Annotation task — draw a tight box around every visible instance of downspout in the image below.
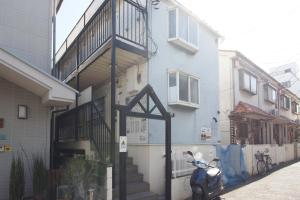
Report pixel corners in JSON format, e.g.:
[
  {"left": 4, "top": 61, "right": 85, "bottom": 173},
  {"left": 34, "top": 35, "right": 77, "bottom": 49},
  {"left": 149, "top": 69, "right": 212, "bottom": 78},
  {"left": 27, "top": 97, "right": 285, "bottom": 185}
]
[
  {"left": 231, "top": 57, "right": 236, "bottom": 110},
  {"left": 50, "top": 108, "right": 68, "bottom": 169},
  {"left": 230, "top": 57, "right": 237, "bottom": 144},
  {"left": 52, "top": 0, "right": 56, "bottom": 76}
]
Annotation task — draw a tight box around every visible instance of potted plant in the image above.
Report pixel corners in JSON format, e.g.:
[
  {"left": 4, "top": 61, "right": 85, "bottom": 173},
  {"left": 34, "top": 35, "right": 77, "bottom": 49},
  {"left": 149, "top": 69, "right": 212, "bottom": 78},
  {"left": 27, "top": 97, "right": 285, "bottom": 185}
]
[
  {"left": 32, "top": 156, "right": 48, "bottom": 200},
  {"left": 60, "top": 157, "right": 103, "bottom": 200},
  {"left": 9, "top": 156, "right": 25, "bottom": 200}
]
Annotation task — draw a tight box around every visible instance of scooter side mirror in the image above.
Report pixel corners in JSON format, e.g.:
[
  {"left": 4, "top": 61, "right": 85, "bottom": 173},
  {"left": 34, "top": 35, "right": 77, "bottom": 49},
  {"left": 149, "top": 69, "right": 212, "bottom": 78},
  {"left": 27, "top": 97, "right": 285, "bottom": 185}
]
[{"left": 186, "top": 151, "right": 194, "bottom": 157}]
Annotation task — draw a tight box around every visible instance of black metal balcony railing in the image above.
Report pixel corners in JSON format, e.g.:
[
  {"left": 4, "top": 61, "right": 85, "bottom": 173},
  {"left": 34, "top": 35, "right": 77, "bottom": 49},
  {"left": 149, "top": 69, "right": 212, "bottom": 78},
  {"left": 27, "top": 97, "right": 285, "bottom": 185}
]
[
  {"left": 54, "top": 0, "right": 147, "bottom": 81},
  {"left": 56, "top": 101, "right": 112, "bottom": 163}
]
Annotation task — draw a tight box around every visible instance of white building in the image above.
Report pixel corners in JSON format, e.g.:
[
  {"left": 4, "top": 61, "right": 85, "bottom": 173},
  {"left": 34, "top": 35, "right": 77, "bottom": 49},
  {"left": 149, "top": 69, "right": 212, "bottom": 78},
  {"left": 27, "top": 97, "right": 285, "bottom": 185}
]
[
  {"left": 0, "top": 0, "right": 76, "bottom": 199},
  {"left": 270, "top": 62, "right": 300, "bottom": 98},
  {"left": 219, "top": 50, "right": 300, "bottom": 145}
]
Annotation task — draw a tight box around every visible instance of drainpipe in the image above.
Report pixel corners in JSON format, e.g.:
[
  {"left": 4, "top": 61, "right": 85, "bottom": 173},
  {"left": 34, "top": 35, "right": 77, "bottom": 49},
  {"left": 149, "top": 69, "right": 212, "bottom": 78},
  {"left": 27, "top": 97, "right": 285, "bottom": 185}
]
[
  {"left": 50, "top": 108, "right": 68, "bottom": 169},
  {"left": 231, "top": 57, "right": 237, "bottom": 110},
  {"left": 52, "top": 0, "right": 56, "bottom": 76}
]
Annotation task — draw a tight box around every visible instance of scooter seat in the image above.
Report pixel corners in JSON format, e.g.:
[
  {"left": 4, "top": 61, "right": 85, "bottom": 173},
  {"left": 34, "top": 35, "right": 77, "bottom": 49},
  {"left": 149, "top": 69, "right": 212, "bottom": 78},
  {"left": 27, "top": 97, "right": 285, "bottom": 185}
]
[{"left": 207, "top": 168, "right": 220, "bottom": 177}]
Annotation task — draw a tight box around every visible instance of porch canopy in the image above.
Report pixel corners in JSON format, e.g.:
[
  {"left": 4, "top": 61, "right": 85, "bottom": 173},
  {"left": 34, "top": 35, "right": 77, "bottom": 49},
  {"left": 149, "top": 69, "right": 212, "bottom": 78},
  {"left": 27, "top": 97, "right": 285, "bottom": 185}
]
[
  {"left": 273, "top": 115, "right": 297, "bottom": 126},
  {"left": 0, "top": 48, "right": 77, "bottom": 106},
  {"left": 229, "top": 101, "right": 275, "bottom": 120}
]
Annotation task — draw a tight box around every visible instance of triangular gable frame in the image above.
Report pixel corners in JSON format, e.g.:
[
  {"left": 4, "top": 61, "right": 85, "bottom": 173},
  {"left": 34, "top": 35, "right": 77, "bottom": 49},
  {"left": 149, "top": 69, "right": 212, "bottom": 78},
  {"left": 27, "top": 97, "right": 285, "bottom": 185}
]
[
  {"left": 126, "top": 84, "right": 169, "bottom": 120},
  {"left": 116, "top": 84, "right": 172, "bottom": 200}
]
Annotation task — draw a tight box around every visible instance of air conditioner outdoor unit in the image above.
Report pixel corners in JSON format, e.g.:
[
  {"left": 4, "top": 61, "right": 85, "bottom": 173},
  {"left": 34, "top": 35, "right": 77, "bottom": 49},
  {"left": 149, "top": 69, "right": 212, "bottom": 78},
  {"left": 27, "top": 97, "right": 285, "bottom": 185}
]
[{"left": 270, "top": 109, "right": 279, "bottom": 116}]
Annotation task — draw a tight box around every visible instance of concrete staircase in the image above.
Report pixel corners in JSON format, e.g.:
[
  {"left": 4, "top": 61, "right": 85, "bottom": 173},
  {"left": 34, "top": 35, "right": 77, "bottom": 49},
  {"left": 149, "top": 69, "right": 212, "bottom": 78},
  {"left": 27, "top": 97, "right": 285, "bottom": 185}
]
[{"left": 114, "top": 157, "right": 158, "bottom": 200}]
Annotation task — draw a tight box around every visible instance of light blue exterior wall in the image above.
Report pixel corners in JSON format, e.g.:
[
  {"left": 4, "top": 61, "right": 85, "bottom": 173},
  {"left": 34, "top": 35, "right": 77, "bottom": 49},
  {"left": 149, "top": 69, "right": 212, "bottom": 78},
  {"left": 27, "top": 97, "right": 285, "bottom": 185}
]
[{"left": 147, "top": 1, "right": 220, "bottom": 144}]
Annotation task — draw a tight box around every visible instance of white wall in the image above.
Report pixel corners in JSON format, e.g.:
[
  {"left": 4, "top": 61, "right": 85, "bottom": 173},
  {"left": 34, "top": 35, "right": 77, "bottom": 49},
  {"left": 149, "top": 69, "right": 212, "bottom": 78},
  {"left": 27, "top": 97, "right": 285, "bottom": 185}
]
[
  {"left": 128, "top": 144, "right": 216, "bottom": 200},
  {"left": 0, "top": 77, "right": 50, "bottom": 199},
  {"left": 242, "top": 144, "right": 296, "bottom": 175},
  {"left": 0, "top": 0, "right": 52, "bottom": 73}
]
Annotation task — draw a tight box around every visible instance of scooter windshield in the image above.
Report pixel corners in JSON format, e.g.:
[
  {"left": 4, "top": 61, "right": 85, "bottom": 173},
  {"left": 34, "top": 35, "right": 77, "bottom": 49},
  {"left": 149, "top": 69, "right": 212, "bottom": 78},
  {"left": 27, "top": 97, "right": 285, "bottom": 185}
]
[{"left": 194, "top": 152, "right": 209, "bottom": 168}]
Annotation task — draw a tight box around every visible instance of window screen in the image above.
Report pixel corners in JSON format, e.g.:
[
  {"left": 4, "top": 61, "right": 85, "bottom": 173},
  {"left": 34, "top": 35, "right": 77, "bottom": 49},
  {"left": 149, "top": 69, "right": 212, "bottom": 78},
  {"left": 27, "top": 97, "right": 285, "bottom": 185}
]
[
  {"left": 179, "top": 73, "right": 189, "bottom": 101},
  {"left": 169, "top": 72, "right": 177, "bottom": 87},
  {"left": 189, "top": 17, "right": 198, "bottom": 46},
  {"left": 169, "top": 9, "right": 176, "bottom": 38},
  {"left": 250, "top": 76, "right": 257, "bottom": 94},
  {"left": 179, "top": 10, "right": 188, "bottom": 41},
  {"left": 190, "top": 78, "right": 199, "bottom": 104}
]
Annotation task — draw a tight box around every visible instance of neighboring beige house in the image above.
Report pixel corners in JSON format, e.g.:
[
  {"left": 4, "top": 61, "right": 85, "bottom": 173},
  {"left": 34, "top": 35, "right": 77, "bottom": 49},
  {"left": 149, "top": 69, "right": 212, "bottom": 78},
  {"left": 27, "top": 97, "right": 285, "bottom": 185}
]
[
  {"left": 219, "top": 50, "right": 300, "bottom": 145},
  {"left": 0, "top": 0, "right": 76, "bottom": 199}
]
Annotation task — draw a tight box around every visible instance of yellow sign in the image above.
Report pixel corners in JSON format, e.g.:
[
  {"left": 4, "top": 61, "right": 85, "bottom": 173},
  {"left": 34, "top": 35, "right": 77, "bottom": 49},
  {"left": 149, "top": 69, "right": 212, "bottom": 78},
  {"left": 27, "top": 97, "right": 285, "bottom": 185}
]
[{"left": 4, "top": 144, "right": 12, "bottom": 152}]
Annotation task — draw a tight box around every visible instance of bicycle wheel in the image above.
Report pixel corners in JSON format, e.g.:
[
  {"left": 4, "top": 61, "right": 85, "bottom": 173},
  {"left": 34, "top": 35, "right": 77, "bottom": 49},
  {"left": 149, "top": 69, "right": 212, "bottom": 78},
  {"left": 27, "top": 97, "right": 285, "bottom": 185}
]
[
  {"left": 257, "top": 160, "right": 266, "bottom": 175},
  {"left": 266, "top": 157, "right": 272, "bottom": 172}
]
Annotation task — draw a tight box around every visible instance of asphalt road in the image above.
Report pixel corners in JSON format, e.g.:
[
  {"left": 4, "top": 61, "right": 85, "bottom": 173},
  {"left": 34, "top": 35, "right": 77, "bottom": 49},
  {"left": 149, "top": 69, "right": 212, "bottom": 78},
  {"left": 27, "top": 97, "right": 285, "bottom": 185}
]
[{"left": 221, "top": 161, "right": 300, "bottom": 200}]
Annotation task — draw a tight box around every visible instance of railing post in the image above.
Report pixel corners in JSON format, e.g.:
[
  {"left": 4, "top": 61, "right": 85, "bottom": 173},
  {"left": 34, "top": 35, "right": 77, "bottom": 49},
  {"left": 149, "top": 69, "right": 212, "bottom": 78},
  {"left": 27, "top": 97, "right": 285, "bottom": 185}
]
[
  {"left": 75, "top": 109, "right": 79, "bottom": 141},
  {"left": 145, "top": 2, "right": 148, "bottom": 55},
  {"left": 165, "top": 113, "right": 172, "bottom": 200},
  {"left": 90, "top": 103, "right": 93, "bottom": 139},
  {"left": 111, "top": 0, "right": 117, "bottom": 189}
]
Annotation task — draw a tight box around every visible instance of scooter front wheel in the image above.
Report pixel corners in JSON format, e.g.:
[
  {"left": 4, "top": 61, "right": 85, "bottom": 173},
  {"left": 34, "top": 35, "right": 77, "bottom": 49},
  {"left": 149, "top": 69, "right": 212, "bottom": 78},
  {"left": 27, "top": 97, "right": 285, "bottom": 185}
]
[{"left": 192, "top": 192, "right": 203, "bottom": 200}]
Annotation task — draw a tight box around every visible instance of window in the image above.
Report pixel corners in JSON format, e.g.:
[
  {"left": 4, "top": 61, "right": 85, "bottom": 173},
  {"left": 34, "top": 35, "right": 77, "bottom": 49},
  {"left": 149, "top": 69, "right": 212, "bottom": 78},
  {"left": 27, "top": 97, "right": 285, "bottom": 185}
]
[
  {"left": 281, "top": 81, "right": 291, "bottom": 88},
  {"left": 284, "top": 68, "right": 292, "bottom": 73},
  {"left": 168, "top": 8, "right": 199, "bottom": 52},
  {"left": 264, "top": 84, "right": 277, "bottom": 103},
  {"left": 168, "top": 70, "right": 200, "bottom": 108},
  {"left": 179, "top": 73, "right": 189, "bottom": 101},
  {"left": 239, "top": 70, "right": 257, "bottom": 94},
  {"left": 280, "top": 95, "right": 290, "bottom": 110},
  {"left": 292, "top": 101, "right": 299, "bottom": 114}
]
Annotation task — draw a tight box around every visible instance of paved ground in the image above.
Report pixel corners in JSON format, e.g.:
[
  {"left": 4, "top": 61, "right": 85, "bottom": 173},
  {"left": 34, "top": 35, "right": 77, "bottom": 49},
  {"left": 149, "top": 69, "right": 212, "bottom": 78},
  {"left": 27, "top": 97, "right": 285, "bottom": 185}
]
[{"left": 221, "top": 161, "right": 300, "bottom": 200}]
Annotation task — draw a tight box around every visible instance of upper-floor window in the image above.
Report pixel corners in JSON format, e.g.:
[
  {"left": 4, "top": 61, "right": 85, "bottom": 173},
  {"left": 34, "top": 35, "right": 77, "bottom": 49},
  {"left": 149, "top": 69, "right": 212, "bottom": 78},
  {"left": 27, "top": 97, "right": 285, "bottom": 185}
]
[
  {"left": 239, "top": 70, "right": 257, "bottom": 94},
  {"left": 281, "top": 81, "right": 291, "bottom": 88},
  {"left": 168, "top": 70, "right": 200, "bottom": 108},
  {"left": 264, "top": 84, "right": 277, "bottom": 103},
  {"left": 292, "top": 101, "right": 299, "bottom": 114},
  {"left": 284, "top": 68, "right": 292, "bottom": 73},
  {"left": 280, "top": 95, "right": 290, "bottom": 110},
  {"left": 168, "top": 8, "right": 199, "bottom": 53}
]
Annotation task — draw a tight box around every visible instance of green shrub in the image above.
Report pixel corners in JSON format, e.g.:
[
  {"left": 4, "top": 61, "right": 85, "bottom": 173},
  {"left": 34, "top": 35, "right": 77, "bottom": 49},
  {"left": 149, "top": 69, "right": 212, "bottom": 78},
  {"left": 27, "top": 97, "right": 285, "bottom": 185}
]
[
  {"left": 9, "top": 156, "right": 25, "bottom": 200},
  {"left": 32, "top": 156, "right": 48, "bottom": 196},
  {"left": 60, "top": 157, "right": 105, "bottom": 199}
]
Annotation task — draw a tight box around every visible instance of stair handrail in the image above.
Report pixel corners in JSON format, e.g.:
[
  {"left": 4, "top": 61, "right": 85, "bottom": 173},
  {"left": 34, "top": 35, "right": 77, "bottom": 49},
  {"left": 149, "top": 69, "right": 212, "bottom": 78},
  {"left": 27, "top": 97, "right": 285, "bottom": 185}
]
[
  {"left": 90, "top": 101, "right": 112, "bottom": 164},
  {"left": 56, "top": 101, "right": 112, "bottom": 164}
]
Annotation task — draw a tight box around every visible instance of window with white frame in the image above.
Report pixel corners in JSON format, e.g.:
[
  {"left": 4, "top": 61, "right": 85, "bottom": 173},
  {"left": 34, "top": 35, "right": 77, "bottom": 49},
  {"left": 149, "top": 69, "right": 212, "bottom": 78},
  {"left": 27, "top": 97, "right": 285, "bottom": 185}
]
[
  {"left": 280, "top": 95, "right": 290, "bottom": 110},
  {"left": 239, "top": 70, "right": 257, "bottom": 94},
  {"left": 292, "top": 101, "right": 299, "bottom": 114},
  {"left": 168, "top": 8, "right": 199, "bottom": 52},
  {"left": 264, "top": 84, "right": 277, "bottom": 103},
  {"left": 168, "top": 70, "right": 200, "bottom": 107}
]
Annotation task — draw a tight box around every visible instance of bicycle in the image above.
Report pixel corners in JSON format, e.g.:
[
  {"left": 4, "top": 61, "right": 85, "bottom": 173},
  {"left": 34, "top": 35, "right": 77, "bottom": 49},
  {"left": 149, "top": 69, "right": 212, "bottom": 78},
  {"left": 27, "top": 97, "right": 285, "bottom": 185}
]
[{"left": 255, "top": 150, "right": 272, "bottom": 175}]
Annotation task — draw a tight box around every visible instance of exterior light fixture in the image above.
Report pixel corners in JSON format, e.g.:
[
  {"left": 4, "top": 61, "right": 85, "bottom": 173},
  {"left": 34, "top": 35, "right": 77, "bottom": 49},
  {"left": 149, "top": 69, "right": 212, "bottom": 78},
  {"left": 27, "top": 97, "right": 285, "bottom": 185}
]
[{"left": 18, "top": 105, "right": 28, "bottom": 119}]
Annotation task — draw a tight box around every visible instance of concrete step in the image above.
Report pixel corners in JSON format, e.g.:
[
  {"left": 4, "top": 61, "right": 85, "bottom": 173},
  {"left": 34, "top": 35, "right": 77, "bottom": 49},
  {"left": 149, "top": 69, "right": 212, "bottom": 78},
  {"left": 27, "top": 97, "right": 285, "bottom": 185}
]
[
  {"left": 127, "top": 192, "right": 158, "bottom": 200},
  {"left": 114, "top": 182, "right": 150, "bottom": 198},
  {"left": 115, "top": 173, "right": 144, "bottom": 184},
  {"left": 114, "top": 157, "right": 134, "bottom": 165},
  {"left": 115, "top": 164, "right": 138, "bottom": 176}
]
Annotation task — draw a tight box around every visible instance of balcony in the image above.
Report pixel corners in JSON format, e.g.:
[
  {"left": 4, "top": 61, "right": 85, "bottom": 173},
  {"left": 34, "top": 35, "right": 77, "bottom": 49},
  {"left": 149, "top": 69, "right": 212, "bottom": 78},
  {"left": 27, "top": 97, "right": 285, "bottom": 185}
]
[{"left": 53, "top": 0, "right": 148, "bottom": 89}]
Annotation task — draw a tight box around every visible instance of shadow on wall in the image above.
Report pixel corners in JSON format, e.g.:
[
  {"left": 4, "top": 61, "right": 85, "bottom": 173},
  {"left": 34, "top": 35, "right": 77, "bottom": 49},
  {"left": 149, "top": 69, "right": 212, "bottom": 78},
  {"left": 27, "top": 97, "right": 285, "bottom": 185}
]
[{"left": 216, "top": 145, "right": 249, "bottom": 187}]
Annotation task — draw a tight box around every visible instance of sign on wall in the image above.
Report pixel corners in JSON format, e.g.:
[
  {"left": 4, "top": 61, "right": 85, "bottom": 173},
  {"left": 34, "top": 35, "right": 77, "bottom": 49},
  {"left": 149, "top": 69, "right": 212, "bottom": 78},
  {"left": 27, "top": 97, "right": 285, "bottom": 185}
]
[
  {"left": 126, "top": 95, "right": 148, "bottom": 144},
  {"left": 0, "top": 118, "right": 3, "bottom": 128},
  {"left": 126, "top": 117, "right": 148, "bottom": 144}
]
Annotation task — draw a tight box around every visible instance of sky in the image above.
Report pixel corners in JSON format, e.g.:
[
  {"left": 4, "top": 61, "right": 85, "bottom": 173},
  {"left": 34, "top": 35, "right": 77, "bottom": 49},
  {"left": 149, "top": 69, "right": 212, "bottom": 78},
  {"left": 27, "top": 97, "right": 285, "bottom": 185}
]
[{"left": 56, "top": 0, "right": 300, "bottom": 72}]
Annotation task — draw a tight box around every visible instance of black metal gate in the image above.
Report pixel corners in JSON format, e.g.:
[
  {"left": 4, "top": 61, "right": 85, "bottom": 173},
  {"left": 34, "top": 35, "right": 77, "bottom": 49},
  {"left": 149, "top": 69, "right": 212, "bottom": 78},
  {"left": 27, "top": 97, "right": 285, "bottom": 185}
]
[{"left": 116, "top": 84, "right": 172, "bottom": 200}]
